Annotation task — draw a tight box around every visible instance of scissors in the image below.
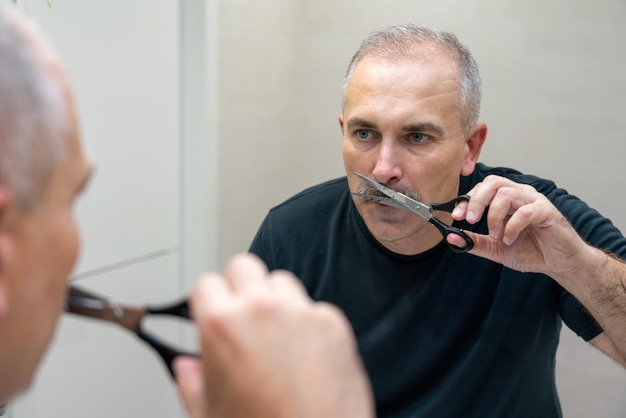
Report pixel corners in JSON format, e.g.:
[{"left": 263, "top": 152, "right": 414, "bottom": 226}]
[
  {"left": 64, "top": 285, "right": 196, "bottom": 378},
  {"left": 352, "top": 172, "right": 474, "bottom": 253}
]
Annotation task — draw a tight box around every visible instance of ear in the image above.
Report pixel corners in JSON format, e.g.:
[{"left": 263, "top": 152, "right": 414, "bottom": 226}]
[
  {"left": 0, "top": 187, "right": 13, "bottom": 318},
  {"left": 461, "top": 122, "right": 487, "bottom": 176},
  {"left": 338, "top": 114, "right": 345, "bottom": 132}
]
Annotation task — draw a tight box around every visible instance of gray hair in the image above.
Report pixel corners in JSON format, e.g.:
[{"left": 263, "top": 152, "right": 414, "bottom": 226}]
[
  {"left": 342, "top": 24, "right": 482, "bottom": 135},
  {"left": 0, "top": 3, "right": 69, "bottom": 210}
]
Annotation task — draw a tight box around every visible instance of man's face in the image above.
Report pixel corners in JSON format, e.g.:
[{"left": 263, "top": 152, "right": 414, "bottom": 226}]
[
  {"left": 341, "top": 55, "right": 484, "bottom": 255},
  {"left": 0, "top": 80, "right": 92, "bottom": 399}
]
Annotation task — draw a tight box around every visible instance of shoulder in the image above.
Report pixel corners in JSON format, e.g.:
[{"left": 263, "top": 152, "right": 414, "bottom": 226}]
[
  {"left": 463, "top": 163, "right": 590, "bottom": 215},
  {"left": 256, "top": 177, "right": 351, "bottom": 236},
  {"left": 465, "top": 163, "right": 626, "bottom": 255},
  {"left": 251, "top": 177, "right": 352, "bottom": 268}
]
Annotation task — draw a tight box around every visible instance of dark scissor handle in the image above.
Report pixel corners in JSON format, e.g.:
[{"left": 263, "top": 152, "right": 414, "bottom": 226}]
[
  {"left": 429, "top": 194, "right": 474, "bottom": 253},
  {"left": 65, "top": 286, "right": 196, "bottom": 380},
  {"left": 144, "top": 298, "right": 195, "bottom": 378},
  {"left": 146, "top": 298, "right": 191, "bottom": 319}
]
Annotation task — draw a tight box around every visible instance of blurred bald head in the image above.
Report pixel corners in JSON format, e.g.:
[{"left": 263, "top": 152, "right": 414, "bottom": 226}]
[{"left": 0, "top": 2, "right": 71, "bottom": 209}]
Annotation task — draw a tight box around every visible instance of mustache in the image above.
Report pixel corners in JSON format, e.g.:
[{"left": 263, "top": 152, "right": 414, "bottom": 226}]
[{"left": 356, "top": 184, "right": 421, "bottom": 202}]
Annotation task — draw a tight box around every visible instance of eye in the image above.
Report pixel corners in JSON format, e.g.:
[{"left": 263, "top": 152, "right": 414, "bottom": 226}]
[
  {"left": 408, "top": 133, "right": 429, "bottom": 143},
  {"left": 355, "top": 129, "right": 372, "bottom": 140}
]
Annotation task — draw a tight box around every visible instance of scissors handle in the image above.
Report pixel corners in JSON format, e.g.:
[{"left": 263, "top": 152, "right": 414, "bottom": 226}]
[
  {"left": 137, "top": 330, "right": 195, "bottom": 378},
  {"left": 147, "top": 299, "right": 191, "bottom": 319},
  {"left": 429, "top": 194, "right": 474, "bottom": 253},
  {"left": 65, "top": 286, "right": 196, "bottom": 379},
  {"left": 428, "top": 217, "right": 474, "bottom": 253},
  {"left": 430, "top": 194, "right": 471, "bottom": 212},
  {"left": 143, "top": 298, "right": 194, "bottom": 377}
]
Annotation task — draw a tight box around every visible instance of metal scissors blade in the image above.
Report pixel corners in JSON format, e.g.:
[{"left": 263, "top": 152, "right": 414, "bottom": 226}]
[
  {"left": 65, "top": 286, "right": 144, "bottom": 332},
  {"left": 352, "top": 172, "right": 474, "bottom": 253},
  {"left": 354, "top": 172, "right": 433, "bottom": 219}
]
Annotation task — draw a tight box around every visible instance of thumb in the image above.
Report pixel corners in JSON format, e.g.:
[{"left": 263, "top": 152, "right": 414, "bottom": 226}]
[
  {"left": 465, "top": 231, "right": 501, "bottom": 264},
  {"left": 174, "top": 356, "right": 209, "bottom": 418}
]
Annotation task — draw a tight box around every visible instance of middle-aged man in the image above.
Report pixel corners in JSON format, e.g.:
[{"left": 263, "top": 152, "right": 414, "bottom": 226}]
[
  {"left": 249, "top": 23, "right": 626, "bottom": 417},
  {"left": 0, "top": 3, "right": 373, "bottom": 417},
  {"left": 0, "top": 0, "right": 92, "bottom": 401}
]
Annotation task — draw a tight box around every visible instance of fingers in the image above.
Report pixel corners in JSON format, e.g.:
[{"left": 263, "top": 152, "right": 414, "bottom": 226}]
[
  {"left": 190, "top": 271, "right": 232, "bottom": 321},
  {"left": 226, "top": 253, "right": 270, "bottom": 294},
  {"left": 190, "top": 254, "right": 272, "bottom": 361},
  {"left": 198, "top": 253, "right": 311, "bottom": 308},
  {"left": 184, "top": 253, "right": 375, "bottom": 418},
  {"left": 190, "top": 253, "right": 315, "bottom": 361},
  {"left": 267, "top": 269, "right": 311, "bottom": 306},
  {"left": 453, "top": 175, "right": 551, "bottom": 245},
  {"left": 190, "top": 253, "right": 274, "bottom": 319},
  {"left": 174, "top": 356, "right": 209, "bottom": 418}
]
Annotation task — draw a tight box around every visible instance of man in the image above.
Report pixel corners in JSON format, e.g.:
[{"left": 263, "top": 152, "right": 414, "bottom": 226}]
[
  {"left": 0, "top": 0, "right": 92, "bottom": 401},
  {"left": 0, "top": 3, "right": 373, "bottom": 417},
  {"left": 249, "top": 24, "right": 626, "bottom": 417}
]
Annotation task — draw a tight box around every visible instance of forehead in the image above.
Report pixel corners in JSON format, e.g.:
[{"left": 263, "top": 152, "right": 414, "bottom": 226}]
[
  {"left": 42, "top": 50, "right": 92, "bottom": 200},
  {"left": 348, "top": 54, "right": 460, "bottom": 99},
  {"left": 344, "top": 56, "right": 461, "bottom": 127}
]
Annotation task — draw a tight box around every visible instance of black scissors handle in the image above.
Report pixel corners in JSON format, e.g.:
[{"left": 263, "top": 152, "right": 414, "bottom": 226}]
[
  {"left": 65, "top": 286, "right": 196, "bottom": 379},
  {"left": 429, "top": 194, "right": 474, "bottom": 253},
  {"left": 430, "top": 194, "right": 471, "bottom": 212},
  {"left": 144, "top": 298, "right": 195, "bottom": 378},
  {"left": 137, "top": 330, "right": 193, "bottom": 378},
  {"left": 147, "top": 298, "right": 191, "bottom": 319}
]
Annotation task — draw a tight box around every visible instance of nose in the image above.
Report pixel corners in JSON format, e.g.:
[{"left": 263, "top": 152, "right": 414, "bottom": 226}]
[{"left": 371, "top": 140, "right": 402, "bottom": 184}]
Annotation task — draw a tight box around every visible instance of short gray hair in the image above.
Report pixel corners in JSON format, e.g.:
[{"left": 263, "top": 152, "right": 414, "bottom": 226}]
[
  {"left": 342, "top": 24, "right": 482, "bottom": 135},
  {"left": 0, "top": 3, "right": 69, "bottom": 209}
]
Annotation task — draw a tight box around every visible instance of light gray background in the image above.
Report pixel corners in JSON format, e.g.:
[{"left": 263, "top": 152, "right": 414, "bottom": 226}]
[{"left": 7, "top": 0, "right": 626, "bottom": 417}]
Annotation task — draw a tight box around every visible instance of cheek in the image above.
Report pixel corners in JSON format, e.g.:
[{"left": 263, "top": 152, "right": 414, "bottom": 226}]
[
  {"left": 62, "top": 217, "right": 81, "bottom": 273},
  {"left": 342, "top": 141, "right": 355, "bottom": 172},
  {"left": 342, "top": 138, "right": 352, "bottom": 160},
  {"left": 48, "top": 213, "right": 81, "bottom": 283},
  {"left": 342, "top": 140, "right": 370, "bottom": 171}
]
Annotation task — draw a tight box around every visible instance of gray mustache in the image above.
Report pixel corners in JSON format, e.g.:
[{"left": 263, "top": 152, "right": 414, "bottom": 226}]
[{"left": 357, "top": 185, "right": 421, "bottom": 202}]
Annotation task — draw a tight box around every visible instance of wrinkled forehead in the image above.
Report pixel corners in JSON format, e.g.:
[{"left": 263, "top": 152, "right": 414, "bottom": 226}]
[
  {"left": 30, "top": 24, "right": 87, "bottom": 184},
  {"left": 354, "top": 45, "right": 461, "bottom": 80},
  {"left": 346, "top": 55, "right": 462, "bottom": 104},
  {"left": 343, "top": 55, "right": 464, "bottom": 134},
  {"left": 36, "top": 34, "right": 82, "bottom": 149}
]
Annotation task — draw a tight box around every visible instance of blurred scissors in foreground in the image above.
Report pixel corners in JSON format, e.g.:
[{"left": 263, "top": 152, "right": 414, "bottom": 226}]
[
  {"left": 352, "top": 172, "right": 474, "bottom": 253},
  {"left": 64, "top": 285, "right": 195, "bottom": 378}
]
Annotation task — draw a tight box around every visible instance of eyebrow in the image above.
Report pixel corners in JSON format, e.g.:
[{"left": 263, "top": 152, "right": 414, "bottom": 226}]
[
  {"left": 345, "top": 117, "right": 377, "bottom": 131},
  {"left": 402, "top": 122, "right": 445, "bottom": 137},
  {"left": 345, "top": 117, "right": 445, "bottom": 137}
]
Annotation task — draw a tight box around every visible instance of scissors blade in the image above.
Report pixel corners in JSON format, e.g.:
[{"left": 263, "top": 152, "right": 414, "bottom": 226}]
[
  {"left": 353, "top": 172, "right": 433, "bottom": 220},
  {"left": 65, "top": 286, "right": 144, "bottom": 332}
]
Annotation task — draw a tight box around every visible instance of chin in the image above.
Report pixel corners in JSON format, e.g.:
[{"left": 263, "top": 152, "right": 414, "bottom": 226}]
[
  {"left": 365, "top": 213, "right": 410, "bottom": 235},
  {"left": 0, "top": 359, "right": 37, "bottom": 402},
  {"left": 369, "top": 224, "right": 409, "bottom": 243}
]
